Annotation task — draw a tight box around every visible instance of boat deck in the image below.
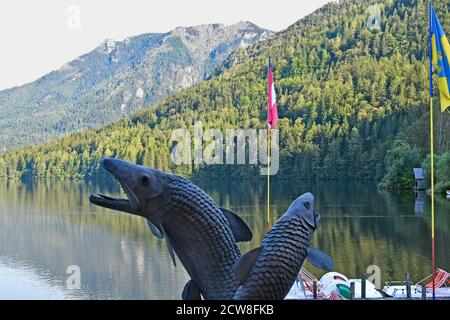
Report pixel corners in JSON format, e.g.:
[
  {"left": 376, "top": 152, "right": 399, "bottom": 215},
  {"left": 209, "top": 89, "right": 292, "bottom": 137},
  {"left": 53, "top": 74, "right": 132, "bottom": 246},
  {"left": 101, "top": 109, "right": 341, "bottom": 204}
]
[{"left": 285, "top": 281, "right": 450, "bottom": 300}]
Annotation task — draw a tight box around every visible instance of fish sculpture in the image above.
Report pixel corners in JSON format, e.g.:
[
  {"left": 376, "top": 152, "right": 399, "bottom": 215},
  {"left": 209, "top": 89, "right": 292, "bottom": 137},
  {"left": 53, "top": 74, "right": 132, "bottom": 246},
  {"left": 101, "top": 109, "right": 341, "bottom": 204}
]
[
  {"left": 232, "top": 192, "right": 333, "bottom": 300},
  {"left": 89, "top": 158, "right": 252, "bottom": 300}
]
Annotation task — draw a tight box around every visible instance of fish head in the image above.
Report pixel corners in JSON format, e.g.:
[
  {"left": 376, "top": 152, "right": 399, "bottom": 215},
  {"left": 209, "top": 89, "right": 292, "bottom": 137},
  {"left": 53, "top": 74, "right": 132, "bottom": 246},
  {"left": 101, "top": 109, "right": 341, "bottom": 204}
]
[
  {"left": 89, "top": 158, "right": 172, "bottom": 219},
  {"left": 286, "top": 192, "right": 320, "bottom": 230}
]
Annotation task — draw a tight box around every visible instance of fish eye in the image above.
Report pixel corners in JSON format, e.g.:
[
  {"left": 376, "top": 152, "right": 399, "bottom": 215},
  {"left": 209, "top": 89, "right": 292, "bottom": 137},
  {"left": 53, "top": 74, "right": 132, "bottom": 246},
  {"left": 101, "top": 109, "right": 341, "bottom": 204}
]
[
  {"left": 140, "top": 175, "right": 150, "bottom": 185},
  {"left": 303, "top": 201, "right": 310, "bottom": 210}
]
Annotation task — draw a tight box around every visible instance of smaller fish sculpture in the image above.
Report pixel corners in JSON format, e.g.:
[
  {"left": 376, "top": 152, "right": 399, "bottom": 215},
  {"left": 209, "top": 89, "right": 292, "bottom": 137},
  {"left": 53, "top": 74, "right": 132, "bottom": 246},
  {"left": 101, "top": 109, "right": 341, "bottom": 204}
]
[{"left": 232, "top": 192, "right": 333, "bottom": 300}]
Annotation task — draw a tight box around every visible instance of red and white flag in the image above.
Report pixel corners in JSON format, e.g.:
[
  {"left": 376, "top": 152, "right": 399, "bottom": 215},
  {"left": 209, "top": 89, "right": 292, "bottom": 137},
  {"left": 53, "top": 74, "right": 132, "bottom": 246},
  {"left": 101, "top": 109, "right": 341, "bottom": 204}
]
[{"left": 267, "top": 57, "right": 279, "bottom": 129}]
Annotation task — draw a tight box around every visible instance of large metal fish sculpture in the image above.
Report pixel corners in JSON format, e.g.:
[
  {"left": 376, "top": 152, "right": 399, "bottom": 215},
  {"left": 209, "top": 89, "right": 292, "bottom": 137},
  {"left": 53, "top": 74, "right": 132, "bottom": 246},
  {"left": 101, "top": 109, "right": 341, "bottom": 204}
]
[{"left": 89, "top": 158, "right": 252, "bottom": 300}]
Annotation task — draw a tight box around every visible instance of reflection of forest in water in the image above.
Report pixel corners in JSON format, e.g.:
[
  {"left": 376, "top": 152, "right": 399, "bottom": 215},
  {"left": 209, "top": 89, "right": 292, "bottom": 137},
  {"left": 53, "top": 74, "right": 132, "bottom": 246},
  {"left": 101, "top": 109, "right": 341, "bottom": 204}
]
[{"left": 0, "top": 179, "right": 449, "bottom": 299}]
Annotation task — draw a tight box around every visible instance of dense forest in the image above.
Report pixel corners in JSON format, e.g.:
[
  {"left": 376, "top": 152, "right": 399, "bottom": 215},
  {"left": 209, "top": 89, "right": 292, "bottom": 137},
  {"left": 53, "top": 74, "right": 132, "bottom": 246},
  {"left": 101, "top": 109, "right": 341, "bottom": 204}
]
[{"left": 0, "top": 0, "right": 449, "bottom": 191}]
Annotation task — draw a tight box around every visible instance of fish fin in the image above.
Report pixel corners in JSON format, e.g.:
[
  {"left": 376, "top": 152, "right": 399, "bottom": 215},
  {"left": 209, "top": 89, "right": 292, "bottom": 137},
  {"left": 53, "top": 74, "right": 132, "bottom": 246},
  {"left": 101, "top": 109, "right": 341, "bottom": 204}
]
[
  {"left": 146, "top": 220, "right": 164, "bottom": 239},
  {"left": 233, "top": 247, "right": 262, "bottom": 284},
  {"left": 220, "top": 208, "right": 252, "bottom": 242},
  {"left": 306, "top": 247, "right": 334, "bottom": 271},
  {"left": 182, "top": 280, "right": 202, "bottom": 300},
  {"left": 160, "top": 224, "right": 177, "bottom": 267}
]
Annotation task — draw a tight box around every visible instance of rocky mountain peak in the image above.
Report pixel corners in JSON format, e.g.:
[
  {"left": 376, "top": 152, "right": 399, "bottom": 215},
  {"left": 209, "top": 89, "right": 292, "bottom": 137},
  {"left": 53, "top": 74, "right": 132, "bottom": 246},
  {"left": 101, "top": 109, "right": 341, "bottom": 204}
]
[{"left": 0, "top": 22, "right": 273, "bottom": 150}]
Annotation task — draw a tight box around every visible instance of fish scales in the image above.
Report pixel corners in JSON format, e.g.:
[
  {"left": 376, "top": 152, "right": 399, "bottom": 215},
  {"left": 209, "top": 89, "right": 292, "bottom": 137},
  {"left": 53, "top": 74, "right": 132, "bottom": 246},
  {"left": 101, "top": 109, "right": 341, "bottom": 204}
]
[
  {"left": 159, "top": 179, "right": 241, "bottom": 299},
  {"left": 233, "top": 216, "right": 312, "bottom": 300}
]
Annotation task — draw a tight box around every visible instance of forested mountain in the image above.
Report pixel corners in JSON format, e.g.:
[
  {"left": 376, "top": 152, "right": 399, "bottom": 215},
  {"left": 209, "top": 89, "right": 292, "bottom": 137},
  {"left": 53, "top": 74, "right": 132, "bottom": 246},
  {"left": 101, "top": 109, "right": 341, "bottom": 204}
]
[
  {"left": 1, "top": 0, "right": 449, "bottom": 190},
  {"left": 0, "top": 22, "right": 271, "bottom": 150}
]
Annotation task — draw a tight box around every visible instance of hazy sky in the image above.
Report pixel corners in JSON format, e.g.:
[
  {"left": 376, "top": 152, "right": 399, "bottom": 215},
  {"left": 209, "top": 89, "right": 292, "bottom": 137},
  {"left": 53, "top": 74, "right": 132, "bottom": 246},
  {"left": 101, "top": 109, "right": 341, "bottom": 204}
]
[{"left": 0, "top": 0, "right": 332, "bottom": 90}]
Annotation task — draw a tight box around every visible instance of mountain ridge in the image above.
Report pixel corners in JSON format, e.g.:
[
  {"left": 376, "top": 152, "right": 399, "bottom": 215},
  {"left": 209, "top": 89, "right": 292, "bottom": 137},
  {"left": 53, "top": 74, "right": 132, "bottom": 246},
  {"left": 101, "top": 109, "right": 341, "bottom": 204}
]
[{"left": 0, "top": 21, "right": 272, "bottom": 151}]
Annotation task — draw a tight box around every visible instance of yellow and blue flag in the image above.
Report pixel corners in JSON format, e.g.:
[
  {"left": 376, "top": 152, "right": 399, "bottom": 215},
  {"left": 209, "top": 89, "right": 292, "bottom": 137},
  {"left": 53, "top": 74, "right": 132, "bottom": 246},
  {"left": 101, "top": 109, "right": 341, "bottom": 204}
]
[{"left": 430, "top": 3, "right": 450, "bottom": 112}]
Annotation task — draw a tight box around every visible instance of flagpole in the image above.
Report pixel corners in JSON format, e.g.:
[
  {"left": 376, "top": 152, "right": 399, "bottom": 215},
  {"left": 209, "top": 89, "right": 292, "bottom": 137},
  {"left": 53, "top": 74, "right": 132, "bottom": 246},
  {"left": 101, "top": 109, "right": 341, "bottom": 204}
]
[
  {"left": 267, "top": 127, "right": 271, "bottom": 227},
  {"left": 429, "top": 2, "right": 436, "bottom": 300},
  {"left": 430, "top": 98, "right": 436, "bottom": 300},
  {"left": 267, "top": 54, "right": 271, "bottom": 229}
]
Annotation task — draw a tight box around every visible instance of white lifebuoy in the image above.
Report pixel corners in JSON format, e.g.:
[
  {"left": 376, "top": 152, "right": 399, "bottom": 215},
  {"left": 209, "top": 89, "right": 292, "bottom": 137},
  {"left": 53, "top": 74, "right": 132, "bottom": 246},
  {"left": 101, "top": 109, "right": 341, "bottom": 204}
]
[
  {"left": 319, "top": 272, "right": 349, "bottom": 289},
  {"left": 322, "top": 279, "right": 350, "bottom": 297}
]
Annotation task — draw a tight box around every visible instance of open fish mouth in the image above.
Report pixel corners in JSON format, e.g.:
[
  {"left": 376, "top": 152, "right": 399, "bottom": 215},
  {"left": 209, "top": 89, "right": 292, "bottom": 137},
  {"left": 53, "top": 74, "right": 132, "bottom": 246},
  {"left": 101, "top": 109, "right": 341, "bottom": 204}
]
[
  {"left": 313, "top": 211, "right": 320, "bottom": 229},
  {"left": 89, "top": 159, "right": 140, "bottom": 213}
]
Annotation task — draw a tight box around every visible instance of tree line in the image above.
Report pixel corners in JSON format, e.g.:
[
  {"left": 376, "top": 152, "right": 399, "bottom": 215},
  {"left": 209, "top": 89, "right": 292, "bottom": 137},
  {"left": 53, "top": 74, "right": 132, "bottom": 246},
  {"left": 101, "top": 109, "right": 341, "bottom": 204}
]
[{"left": 0, "top": 0, "right": 449, "bottom": 191}]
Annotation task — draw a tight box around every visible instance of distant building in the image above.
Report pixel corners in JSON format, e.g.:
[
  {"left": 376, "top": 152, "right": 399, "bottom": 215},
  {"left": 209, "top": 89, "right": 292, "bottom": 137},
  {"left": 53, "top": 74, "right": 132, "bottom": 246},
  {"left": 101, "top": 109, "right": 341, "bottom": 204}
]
[{"left": 413, "top": 168, "right": 426, "bottom": 191}]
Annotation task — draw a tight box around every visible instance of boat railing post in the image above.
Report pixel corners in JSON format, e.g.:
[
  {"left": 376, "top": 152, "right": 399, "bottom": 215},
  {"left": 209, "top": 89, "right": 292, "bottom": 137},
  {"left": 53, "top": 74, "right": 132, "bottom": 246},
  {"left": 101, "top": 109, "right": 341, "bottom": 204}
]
[
  {"left": 406, "top": 273, "right": 411, "bottom": 299},
  {"left": 421, "top": 284, "right": 427, "bottom": 300},
  {"left": 350, "top": 282, "right": 355, "bottom": 300},
  {"left": 313, "top": 281, "right": 317, "bottom": 299},
  {"left": 361, "top": 273, "right": 366, "bottom": 299}
]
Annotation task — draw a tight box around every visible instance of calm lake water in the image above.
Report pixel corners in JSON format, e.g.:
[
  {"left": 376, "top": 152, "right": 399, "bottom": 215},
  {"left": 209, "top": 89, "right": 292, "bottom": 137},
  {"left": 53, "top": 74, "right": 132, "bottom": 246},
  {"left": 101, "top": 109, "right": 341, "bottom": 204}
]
[{"left": 0, "top": 179, "right": 449, "bottom": 299}]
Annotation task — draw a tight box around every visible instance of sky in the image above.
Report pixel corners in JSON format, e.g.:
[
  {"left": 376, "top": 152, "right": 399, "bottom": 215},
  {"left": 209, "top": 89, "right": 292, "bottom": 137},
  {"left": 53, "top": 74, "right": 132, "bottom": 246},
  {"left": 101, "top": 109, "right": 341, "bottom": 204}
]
[{"left": 0, "top": 0, "right": 333, "bottom": 91}]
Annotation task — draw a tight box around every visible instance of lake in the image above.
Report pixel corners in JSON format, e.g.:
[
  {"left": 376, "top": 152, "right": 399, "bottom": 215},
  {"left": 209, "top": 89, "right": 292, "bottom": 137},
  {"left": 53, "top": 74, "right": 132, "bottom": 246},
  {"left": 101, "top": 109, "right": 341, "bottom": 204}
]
[{"left": 0, "top": 179, "right": 449, "bottom": 299}]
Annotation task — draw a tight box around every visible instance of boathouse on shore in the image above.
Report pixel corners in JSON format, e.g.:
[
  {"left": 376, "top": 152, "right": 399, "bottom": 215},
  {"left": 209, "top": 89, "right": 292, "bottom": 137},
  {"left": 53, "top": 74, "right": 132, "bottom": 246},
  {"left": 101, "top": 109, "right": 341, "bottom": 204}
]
[{"left": 413, "top": 168, "right": 426, "bottom": 191}]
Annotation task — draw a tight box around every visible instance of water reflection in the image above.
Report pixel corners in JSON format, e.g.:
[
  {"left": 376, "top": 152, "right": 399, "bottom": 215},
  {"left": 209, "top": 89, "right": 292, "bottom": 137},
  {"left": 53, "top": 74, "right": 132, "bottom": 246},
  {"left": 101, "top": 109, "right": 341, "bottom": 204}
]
[
  {"left": 414, "top": 190, "right": 426, "bottom": 215},
  {"left": 0, "top": 179, "right": 449, "bottom": 299},
  {"left": 0, "top": 179, "right": 189, "bottom": 299}
]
